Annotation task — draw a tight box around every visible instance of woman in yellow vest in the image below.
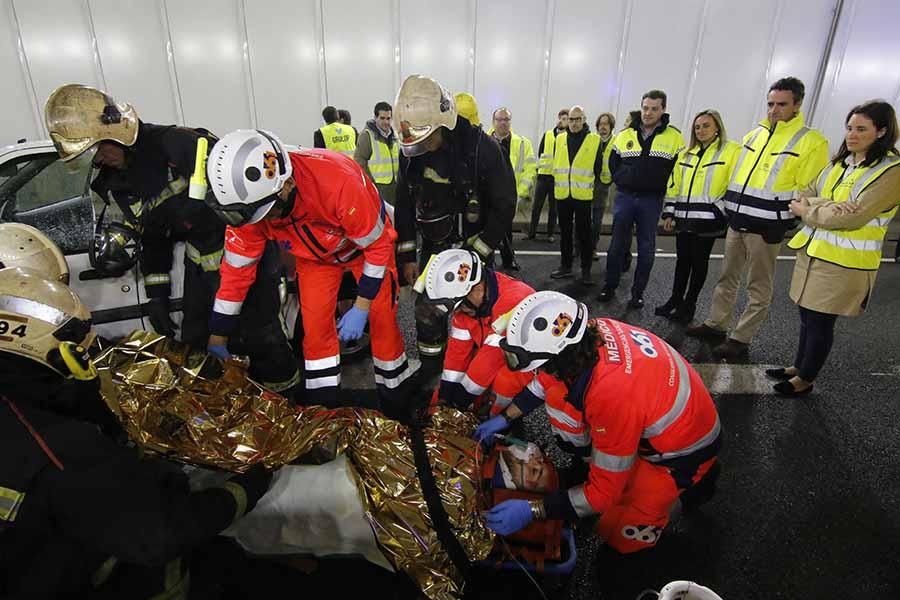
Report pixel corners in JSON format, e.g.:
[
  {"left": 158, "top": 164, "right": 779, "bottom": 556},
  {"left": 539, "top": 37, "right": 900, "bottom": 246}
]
[
  {"left": 658, "top": 109, "right": 740, "bottom": 323},
  {"left": 771, "top": 100, "right": 900, "bottom": 396}
]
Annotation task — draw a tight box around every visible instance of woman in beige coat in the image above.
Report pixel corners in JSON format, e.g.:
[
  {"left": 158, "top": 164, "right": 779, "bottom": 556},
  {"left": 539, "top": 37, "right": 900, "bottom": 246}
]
[{"left": 769, "top": 100, "right": 900, "bottom": 396}]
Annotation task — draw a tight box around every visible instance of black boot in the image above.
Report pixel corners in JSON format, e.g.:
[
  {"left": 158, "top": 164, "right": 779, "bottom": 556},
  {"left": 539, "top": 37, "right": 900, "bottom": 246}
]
[
  {"left": 671, "top": 302, "right": 696, "bottom": 324},
  {"left": 654, "top": 298, "right": 680, "bottom": 318}
]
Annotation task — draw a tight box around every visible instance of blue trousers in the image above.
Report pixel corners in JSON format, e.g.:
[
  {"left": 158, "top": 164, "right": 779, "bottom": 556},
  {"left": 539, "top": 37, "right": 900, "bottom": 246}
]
[{"left": 604, "top": 189, "right": 663, "bottom": 297}]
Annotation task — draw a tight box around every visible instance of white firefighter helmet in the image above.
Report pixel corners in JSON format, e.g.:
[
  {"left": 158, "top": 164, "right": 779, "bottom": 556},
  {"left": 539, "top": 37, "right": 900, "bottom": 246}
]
[
  {"left": 415, "top": 249, "right": 483, "bottom": 306},
  {"left": 393, "top": 75, "right": 458, "bottom": 157},
  {"left": 44, "top": 83, "right": 139, "bottom": 162},
  {"left": 0, "top": 267, "right": 95, "bottom": 375},
  {"left": 501, "top": 291, "right": 588, "bottom": 372},
  {"left": 206, "top": 129, "right": 293, "bottom": 226},
  {"left": 0, "top": 223, "right": 69, "bottom": 284}
]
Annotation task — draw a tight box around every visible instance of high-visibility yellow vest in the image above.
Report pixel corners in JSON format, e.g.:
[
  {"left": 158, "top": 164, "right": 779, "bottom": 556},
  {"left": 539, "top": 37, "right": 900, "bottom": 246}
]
[
  {"left": 788, "top": 154, "right": 900, "bottom": 270},
  {"left": 664, "top": 138, "right": 741, "bottom": 219},
  {"left": 538, "top": 129, "right": 556, "bottom": 175},
  {"left": 489, "top": 129, "right": 537, "bottom": 197},
  {"left": 319, "top": 122, "right": 356, "bottom": 156},
  {"left": 366, "top": 129, "right": 399, "bottom": 184},
  {"left": 599, "top": 136, "right": 615, "bottom": 185},
  {"left": 553, "top": 131, "right": 601, "bottom": 200}
]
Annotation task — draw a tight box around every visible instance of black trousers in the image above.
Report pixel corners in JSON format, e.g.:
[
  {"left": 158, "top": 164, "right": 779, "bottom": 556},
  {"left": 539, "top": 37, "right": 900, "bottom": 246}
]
[
  {"left": 558, "top": 198, "right": 593, "bottom": 271},
  {"left": 529, "top": 175, "right": 557, "bottom": 237},
  {"left": 670, "top": 232, "right": 717, "bottom": 306},
  {"left": 794, "top": 306, "right": 838, "bottom": 381},
  {"left": 181, "top": 243, "right": 299, "bottom": 394}
]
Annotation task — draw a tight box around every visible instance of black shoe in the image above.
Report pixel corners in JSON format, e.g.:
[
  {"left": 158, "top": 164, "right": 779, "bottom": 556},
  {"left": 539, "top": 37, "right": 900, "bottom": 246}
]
[
  {"left": 580, "top": 270, "right": 594, "bottom": 286},
  {"left": 597, "top": 287, "right": 615, "bottom": 302},
  {"left": 685, "top": 323, "right": 727, "bottom": 340},
  {"left": 550, "top": 267, "right": 573, "bottom": 279},
  {"left": 654, "top": 299, "right": 680, "bottom": 317},
  {"left": 773, "top": 379, "right": 814, "bottom": 397},
  {"left": 628, "top": 296, "right": 644, "bottom": 309},
  {"left": 712, "top": 338, "right": 749, "bottom": 360},
  {"left": 765, "top": 367, "right": 794, "bottom": 380},
  {"left": 680, "top": 461, "right": 721, "bottom": 514},
  {"left": 671, "top": 303, "right": 696, "bottom": 324}
]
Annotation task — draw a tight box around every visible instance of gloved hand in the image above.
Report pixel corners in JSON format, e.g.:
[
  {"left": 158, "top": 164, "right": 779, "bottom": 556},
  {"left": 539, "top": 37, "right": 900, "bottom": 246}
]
[
  {"left": 464, "top": 234, "right": 492, "bottom": 260},
  {"left": 484, "top": 499, "right": 534, "bottom": 536},
  {"left": 337, "top": 305, "right": 369, "bottom": 342},
  {"left": 229, "top": 463, "right": 274, "bottom": 517},
  {"left": 55, "top": 341, "right": 98, "bottom": 381},
  {"left": 474, "top": 414, "right": 509, "bottom": 446},
  {"left": 146, "top": 297, "right": 177, "bottom": 337},
  {"left": 208, "top": 344, "right": 232, "bottom": 361}
]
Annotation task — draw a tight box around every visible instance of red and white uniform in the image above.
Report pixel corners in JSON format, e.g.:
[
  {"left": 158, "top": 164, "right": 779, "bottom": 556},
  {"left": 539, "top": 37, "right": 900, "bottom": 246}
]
[
  {"left": 532, "top": 318, "right": 721, "bottom": 553},
  {"left": 437, "top": 271, "right": 534, "bottom": 414},
  {"left": 211, "top": 149, "right": 413, "bottom": 405}
]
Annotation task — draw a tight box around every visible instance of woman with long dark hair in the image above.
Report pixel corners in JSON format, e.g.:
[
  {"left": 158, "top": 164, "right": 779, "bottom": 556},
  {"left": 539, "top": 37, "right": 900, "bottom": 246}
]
[
  {"left": 657, "top": 110, "right": 740, "bottom": 323},
  {"left": 771, "top": 100, "right": 900, "bottom": 396}
]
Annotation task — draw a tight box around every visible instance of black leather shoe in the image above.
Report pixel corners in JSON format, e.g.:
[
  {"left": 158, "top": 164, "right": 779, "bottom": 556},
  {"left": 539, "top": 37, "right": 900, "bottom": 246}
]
[
  {"left": 550, "top": 267, "right": 573, "bottom": 279},
  {"left": 773, "top": 380, "right": 814, "bottom": 397},
  {"left": 654, "top": 299, "right": 680, "bottom": 317},
  {"left": 765, "top": 367, "right": 793, "bottom": 380},
  {"left": 628, "top": 296, "right": 644, "bottom": 309},
  {"left": 597, "top": 287, "right": 615, "bottom": 302}
]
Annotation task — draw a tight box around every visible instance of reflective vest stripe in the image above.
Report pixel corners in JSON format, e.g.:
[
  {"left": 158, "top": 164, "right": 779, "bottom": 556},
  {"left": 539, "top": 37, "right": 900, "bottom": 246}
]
[
  {"left": 591, "top": 447, "right": 635, "bottom": 472},
  {"left": 367, "top": 130, "right": 399, "bottom": 184},
  {"left": 185, "top": 243, "right": 223, "bottom": 272},
  {"left": 643, "top": 349, "right": 691, "bottom": 437},
  {"left": 553, "top": 132, "right": 600, "bottom": 200},
  {"left": 0, "top": 486, "right": 25, "bottom": 522},
  {"left": 538, "top": 129, "right": 555, "bottom": 174},
  {"left": 644, "top": 416, "right": 721, "bottom": 463}
]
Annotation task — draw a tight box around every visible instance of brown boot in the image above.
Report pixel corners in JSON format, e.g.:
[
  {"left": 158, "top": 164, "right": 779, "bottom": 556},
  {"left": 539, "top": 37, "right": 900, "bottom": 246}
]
[{"left": 685, "top": 323, "right": 727, "bottom": 340}]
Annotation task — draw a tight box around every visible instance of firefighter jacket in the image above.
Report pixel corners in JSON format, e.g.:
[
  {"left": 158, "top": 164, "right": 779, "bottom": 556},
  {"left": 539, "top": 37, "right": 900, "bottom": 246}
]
[
  {"left": 314, "top": 122, "right": 357, "bottom": 156},
  {"left": 610, "top": 113, "right": 685, "bottom": 195},
  {"left": 789, "top": 153, "right": 900, "bottom": 270},
  {"left": 662, "top": 138, "right": 741, "bottom": 235},
  {"left": 90, "top": 121, "right": 223, "bottom": 299},
  {"left": 488, "top": 129, "right": 537, "bottom": 198},
  {"left": 394, "top": 117, "right": 517, "bottom": 263},
  {"left": 211, "top": 149, "right": 395, "bottom": 335},
  {"left": 553, "top": 128, "right": 602, "bottom": 200},
  {"left": 725, "top": 112, "right": 829, "bottom": 242},
  {"left": 439, "top": 271, "right": 534, "bottom": 408},
  {"left": 514, "top": 318, "right": 721, "bottom": 521},
  {"left": 0, "top": 367, "right": 265, "bottom": 599}
]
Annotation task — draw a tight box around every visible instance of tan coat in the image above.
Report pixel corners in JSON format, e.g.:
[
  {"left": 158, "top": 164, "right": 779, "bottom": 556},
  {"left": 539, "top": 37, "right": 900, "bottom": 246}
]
[{"left": 789, "top": 165, "right": 900, "bottom": 316}]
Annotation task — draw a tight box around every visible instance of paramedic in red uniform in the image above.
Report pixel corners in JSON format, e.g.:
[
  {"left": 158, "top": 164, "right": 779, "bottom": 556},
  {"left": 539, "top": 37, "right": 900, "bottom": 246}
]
[
  {"left": 204, "top": 129, "right": 415, "bottom": 413},
  {"left": 480, "top": 290, "right": 721, "bottom": 554},
  {"left": 415, "top": 249, "right": 534, "bottom": 414}
]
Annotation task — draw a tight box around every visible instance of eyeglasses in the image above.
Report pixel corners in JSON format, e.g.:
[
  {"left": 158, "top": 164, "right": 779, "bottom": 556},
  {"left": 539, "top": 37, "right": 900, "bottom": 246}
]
[{"left": 568, "top": 117, "right": 583, "bottom": 122}]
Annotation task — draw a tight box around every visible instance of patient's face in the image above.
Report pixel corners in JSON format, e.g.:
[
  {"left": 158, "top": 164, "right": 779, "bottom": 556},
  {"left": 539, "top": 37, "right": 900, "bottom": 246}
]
[{"left": 499, "top": 444, "right": 553, "bottom": 492}]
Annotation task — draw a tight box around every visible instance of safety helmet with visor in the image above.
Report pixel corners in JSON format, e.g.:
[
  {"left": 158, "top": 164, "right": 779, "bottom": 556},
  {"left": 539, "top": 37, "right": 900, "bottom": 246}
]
[
  {"left": 393, "top": 75, "right": 458, "bottom": 158},
  {"left": 0, "top": 267, "right": 95, "bottom": 376},
  {"left": 414, "top": 249, "right": 483, "bottom": 311},
  {"left": 500, "top": 291, "right": 588, "bottom": 372},
  {"left": 0, "top": 223, "right": 69, "bottom": 284},
  {"left": 206, "top": 129, "right": 293, "bottom": 226},
  {"left": 44, "top": 83, "right": 139, "bottom": 171}
]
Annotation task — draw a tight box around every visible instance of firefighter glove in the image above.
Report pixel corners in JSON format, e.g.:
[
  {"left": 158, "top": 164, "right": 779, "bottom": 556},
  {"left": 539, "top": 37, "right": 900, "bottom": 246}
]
[{"left": 146, "top": 297, "right": 177, "bottom": 337}]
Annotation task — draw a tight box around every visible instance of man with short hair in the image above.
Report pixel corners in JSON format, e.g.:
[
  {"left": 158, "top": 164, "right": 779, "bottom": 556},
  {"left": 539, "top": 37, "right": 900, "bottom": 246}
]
[
  {"left": 354, "top": 101, "right": 400, "bottom": 205},
  {"left": 550, "top": 105, "right": 603, "bottom": 285},
  {"left": 686, "top": 77, "right": 829, "bottom": 359},
  {"left": 314, "top": 105, "right": 357, "bottom": 156},
  {"left": 599, "top": 90, "right": 685, "bottom": 307},
  {"left": 528, "top": 108, "right": 569, "bottom": 242},
  {"left": 490, "top": 107, "right": 535, "bottom": 272}
]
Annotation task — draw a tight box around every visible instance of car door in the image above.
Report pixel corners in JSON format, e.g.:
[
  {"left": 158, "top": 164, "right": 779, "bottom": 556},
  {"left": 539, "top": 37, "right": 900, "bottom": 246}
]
[{"left": 0, "top": 144, "right": 146, "bottom": 340}]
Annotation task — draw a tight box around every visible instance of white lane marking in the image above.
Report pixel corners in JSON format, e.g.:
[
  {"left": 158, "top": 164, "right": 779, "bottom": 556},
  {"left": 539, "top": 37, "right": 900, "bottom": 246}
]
[
  {"left": 515, "top": 250, "right": 897, "bottom": 263},
  {"left": 692, "top": 363, "right": 784, "bottom": 395}
]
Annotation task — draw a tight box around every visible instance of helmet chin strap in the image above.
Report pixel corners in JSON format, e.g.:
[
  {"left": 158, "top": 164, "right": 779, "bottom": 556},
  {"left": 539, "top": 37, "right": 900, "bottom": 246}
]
[{"left": 278, "top": 186, "right": 298, "bottom": 215}]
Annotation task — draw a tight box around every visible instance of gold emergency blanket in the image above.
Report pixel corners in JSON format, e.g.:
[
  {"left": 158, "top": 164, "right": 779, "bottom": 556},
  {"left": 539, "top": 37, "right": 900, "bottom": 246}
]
[{"left": 94, "top": 331, "right": 493, "bottom": 599}]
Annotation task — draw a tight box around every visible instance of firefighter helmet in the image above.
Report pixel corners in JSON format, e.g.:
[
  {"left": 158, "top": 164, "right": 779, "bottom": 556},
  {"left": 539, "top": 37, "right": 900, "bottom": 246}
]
[
  {"left": 0, "top": 223, "right": 69, "bottom": 284},
  {"left": 415, "top": 249, "right": 483, "bottom": 307},
  {"left": 454, "top": 92, "right": 480, "bottom": 126},
  {"left": 0, "top": 267, "right": 95, "bottom": 376},
  {"left": 393, "top": 75, "right": 457, "bottom": 157},
  {"left": 500, "top": 291, "right": 588, "bottom": 372},
  {"left": 44, "top": 83, "right": 139, "bottom": 161}
]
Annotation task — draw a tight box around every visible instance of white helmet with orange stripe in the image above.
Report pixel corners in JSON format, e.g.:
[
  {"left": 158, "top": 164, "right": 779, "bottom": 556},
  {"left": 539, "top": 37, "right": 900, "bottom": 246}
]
[{"left": 500, "top": 291, "right": 588, "bottom": 372}]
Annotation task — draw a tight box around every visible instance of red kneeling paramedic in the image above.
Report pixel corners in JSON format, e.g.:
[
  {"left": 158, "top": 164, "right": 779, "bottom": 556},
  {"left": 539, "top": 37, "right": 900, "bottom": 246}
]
[
  {"left": 205, "top": 129, "right": 415, "bottom": 410},
  {"left": 415, "top": 249, "right": 534, "bottom": 414},
  {"left": 480, "top": 291, "right": 721, "bottom": 553}
]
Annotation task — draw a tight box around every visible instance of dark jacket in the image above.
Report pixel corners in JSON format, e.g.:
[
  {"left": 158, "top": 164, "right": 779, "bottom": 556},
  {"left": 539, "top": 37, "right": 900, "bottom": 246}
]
[
  {"left": 609, "top": 111, "right": 683, "bottom": 194},
  {"left": 394, "top": 117, "right": 516, "bottom": 264},
  {"left": 90, "top": 122, "right": 223, "bottom": 299},
  {"left": 0, "top": 360, "right": 269, "bottom": 599}
]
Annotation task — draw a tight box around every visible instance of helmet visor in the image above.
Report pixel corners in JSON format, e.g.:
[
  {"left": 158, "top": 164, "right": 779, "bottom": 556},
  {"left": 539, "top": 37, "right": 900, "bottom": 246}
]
[
  {"left": 50, "top": 131, "right": 98, "bottom": 163},
  {"left": 208, "top": 194, "right": 277, "bottom": 227},
  {"left": 499, "top": 338, "right": 552, "bottom": 372}
]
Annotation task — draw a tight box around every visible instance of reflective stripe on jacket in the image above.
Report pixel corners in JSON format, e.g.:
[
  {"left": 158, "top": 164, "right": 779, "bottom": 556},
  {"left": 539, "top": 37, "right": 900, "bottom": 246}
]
[
  {"left": 538, "top": 129, "right": 556, "bottom": 175},
  {"left": 788, "top": 155, "right": 900, "bottom": 269},
  {"left": 725, "top": 112, "right": 829, "bottom": 237},
  {"left": 366, "top": 129, "right": 399, "bottom": 184},
  {"left": 553, "top": 131, "right": 601, "bottom": 200}
]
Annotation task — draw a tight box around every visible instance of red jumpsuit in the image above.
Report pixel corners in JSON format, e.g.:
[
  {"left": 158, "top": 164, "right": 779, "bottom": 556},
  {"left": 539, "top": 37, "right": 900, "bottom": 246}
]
[
  {"left": 211, "top": 149, "right": 413, "bottom": 406},
  {"left": 436, "top": 271, "right": 534, "bottom": 414},
  {"left": 526, "top": 318, "right": 720, "bottom": 553}
]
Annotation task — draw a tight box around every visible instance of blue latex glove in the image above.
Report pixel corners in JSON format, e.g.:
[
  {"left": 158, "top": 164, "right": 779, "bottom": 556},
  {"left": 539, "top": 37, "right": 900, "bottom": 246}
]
[
  {"left": 208, "top": 344, "right": 232, "bottom": 361},
  {"left": 337, "top": 305, "right": 369, "bottom": 342},
  {"left": 474, "top": 414, "right": 509, "bottom": 446},
  {"left": 484, "top": 499, "right": 534, "bottom": 536}
]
